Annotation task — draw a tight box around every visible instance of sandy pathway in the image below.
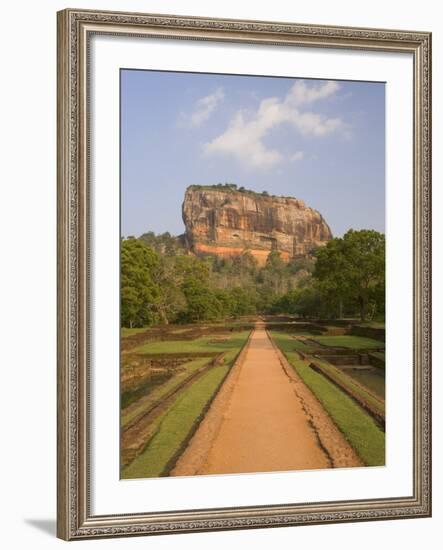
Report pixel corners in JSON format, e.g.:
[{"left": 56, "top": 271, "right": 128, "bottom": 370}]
[{"left": 173, "top": 323, "right": 332, "bottom": 476}]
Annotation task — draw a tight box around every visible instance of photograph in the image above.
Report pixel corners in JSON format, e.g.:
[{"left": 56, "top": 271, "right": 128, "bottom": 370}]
[
  {"left": 0, "top": 0, "right": 437, "bottom": 546},
  {"left": 55, "top": 7, "right": 431, "bottom": 540},
  {"left": 119, "top": 70, "right": 386, "bottom": 480}
]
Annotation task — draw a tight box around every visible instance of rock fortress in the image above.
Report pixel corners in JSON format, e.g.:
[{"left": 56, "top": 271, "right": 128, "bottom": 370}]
[{"left": 181, "top": 185, "right": 332, "bottom": 266}]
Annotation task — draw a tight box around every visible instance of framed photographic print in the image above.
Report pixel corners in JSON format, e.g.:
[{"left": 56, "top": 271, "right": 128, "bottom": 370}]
[{"left": 57, "top": 8, "right": 432, "bottom": 540}]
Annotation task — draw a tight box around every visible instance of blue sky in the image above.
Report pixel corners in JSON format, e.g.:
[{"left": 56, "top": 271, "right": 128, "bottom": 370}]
[{"left": 121, "top": 69, "right": 385, "bottom": 238}]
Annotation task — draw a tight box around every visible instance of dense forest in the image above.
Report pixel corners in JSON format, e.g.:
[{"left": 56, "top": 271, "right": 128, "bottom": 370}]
[{"left": 121, "top": 229, "right": 385, "bottom": 328}]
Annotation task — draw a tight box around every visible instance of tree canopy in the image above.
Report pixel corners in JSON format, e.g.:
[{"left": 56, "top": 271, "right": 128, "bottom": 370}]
[
  {"left": 120, "top": 228, "right": 385, "bottom": 327},
  {"left": 121, "top": 238, "right": 161, "bottom": 328},
  {"left": 313, "top": 229, "right": 385, "bottom": 320}
]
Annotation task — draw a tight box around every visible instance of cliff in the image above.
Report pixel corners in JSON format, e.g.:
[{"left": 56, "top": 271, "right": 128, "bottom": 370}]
[{"left": 182, "top": 186, "right": 332, "bottom": 265}]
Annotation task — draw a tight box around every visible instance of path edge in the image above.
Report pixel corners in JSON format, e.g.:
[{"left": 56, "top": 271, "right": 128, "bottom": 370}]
[
  {"left": 266, "top": 330, "right": 364, "bottom": 469},
  {"left": 170, "top": 328, "right": 255, "bottom": 477}
]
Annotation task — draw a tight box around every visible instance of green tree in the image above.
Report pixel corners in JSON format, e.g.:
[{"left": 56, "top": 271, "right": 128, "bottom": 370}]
[
  {"left": 314, "top": 229, "right": 385, "bottom": 321},
  {"left": 121, "top": 239, "right": 160, "bottom": 328},
  {"left": 139, "top": 231, "right": 185, "bottom": 256},
  {"left": 270, "top": 287, "right": 323, "bottom": 318},
  {"left": 287, "top": 257, "right": 315, "bottom": 275},
  {"left": 174, "top": 255, "right": 211, "bottom": 285},
  {"left": 265, "top": 249, "right": 284, "bottom": 270},
  {"left": 229, "top": 287, "right": 257, "bottom": 317},
  {"left": 180, "top": 277, "right": 221, "bottom": 322},
  {"left": 153, "top": 256, "right": 187, "bottom": 323}
]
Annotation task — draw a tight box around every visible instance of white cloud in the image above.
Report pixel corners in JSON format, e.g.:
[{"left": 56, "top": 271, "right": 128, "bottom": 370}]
[
  {"left": 184, "top": 88, "right": 224, "bottom": 127},
  {"left": 203, "top": 80, "right": 346, "bottom": 170},
  {"left": 290, "top": 151, "right": 305, "bottom": 162},
  {"left": 203, "top": 109, "right": 283, "bottom": 169},
  {"left": 286, "top": 80, "right": 340, "bottom": 107}
]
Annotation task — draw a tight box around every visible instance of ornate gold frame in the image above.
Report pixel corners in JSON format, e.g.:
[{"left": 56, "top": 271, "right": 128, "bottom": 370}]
[{"left": 57, "top": 8, "right": 432, "bottom": 540}]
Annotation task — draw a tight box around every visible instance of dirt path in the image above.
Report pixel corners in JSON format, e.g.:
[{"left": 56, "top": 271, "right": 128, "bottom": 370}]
[{"left": 173, "top": 323, "right": 360, "bottom": 476}]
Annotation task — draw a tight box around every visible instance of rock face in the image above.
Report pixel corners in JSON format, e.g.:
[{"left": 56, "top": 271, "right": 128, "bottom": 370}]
[{"left": 182, "top": 186, "right": 332, "bottom": 266}]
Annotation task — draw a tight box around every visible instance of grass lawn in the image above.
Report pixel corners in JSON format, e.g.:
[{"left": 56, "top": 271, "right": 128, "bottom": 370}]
[
  {"left": 271, "top": 331, "right": 320, "bottom": 352},
  {"left": 313, "top": 359, "right": 385, "bottom": 417},
  {"left": 121, "top": 329, "right": 251, "bottom": 477},
  {"left": 272, "top": 333, "right": 385, "bottom": 466},
  {"left": 133, "top": 331, "right": 250, "bottom": 357},
  {"left": 121, "top": 327, "right": 150, "bottom": 338},
  {"left": 121, "top": 357, "right": 210, "bottom": 427},
  {"left": 312, "top": 335, "right": 384, "bottom": 349},
  {"left": 122, "top": 365, "right": 230, "bottom": 479}
]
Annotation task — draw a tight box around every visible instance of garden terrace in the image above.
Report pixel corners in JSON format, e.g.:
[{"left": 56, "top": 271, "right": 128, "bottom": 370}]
[
  {"left": 308, "top": 359, "right": 385, "bottom": 429},
  {"left": 270, "top": 328, "right": 385, "bottom": 465},
  {"left": 264, "top": 321, "right": 327, "bottom": 334},
  {"left": 120, "top": 327, "right": 252, "bottom": 476},
  {"left": 350, "top": 324, "right": 386, "bottom": 343},
  {"left": 121, "top": 321, "right": 255, "bottom": 352}
]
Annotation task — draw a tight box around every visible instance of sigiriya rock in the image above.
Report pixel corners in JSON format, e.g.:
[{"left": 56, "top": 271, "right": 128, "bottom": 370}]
[{"left": 182, "top": 185, "right": 332, "bottom": 265}]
